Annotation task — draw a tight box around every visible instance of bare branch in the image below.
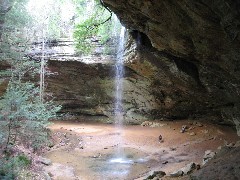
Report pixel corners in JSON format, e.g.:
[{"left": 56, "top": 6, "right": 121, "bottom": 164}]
[{"left": 87, "top": 0, "right": 112, "bottom": 30}]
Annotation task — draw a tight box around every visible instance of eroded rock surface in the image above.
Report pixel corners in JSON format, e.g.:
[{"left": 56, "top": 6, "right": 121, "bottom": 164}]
[
  {"left": 102, "top": 0, "right": 240, "bottom": 133},
  {"left": 46, "top": 60, "right": 160, "bottom": 123},
  {"left": 191, "top": 145, "right": 240, "bottom": 180}
]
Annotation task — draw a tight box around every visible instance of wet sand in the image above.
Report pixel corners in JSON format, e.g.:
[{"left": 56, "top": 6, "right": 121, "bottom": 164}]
[{"left": 44, "top": 120, "right": 239, "bottom": 180}]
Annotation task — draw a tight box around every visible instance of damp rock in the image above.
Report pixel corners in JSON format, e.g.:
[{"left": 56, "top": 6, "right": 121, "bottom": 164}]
[
  {"left": 170, "top": 147, "right": 177, "bottom": 151},
  {"left": 180, "top": 162, "right": 196, "bottom": 174},
  {"left": 189, "top": 132, "right": 196, "bottom": 136},
  {"left": 38, "top": 157, "right": 52, "bottom": 166},
  {"left": 194, "top": 121, "right": 203, "bottom": 127},
  {"left": 150, "top": 122, "right": 166, "bottom": 128},
  {"left": 162, "top": 161, "right": 168, "bottom": 164},
  {"left": 203, "top": 150, "right": 216, "bottom": 165},
  {"left": 141, "top": 121, "right": 152, "bottom": 127},
  {"left": 189, "top": 126, "right": 195, "bottom": 130},
  {"left": 234, "top": 140, "right": 240, "bottom": 147},
  {"left": 150, "top": 122, "right": 159, "bottom": 127},
  {"left": 92, "top": 153, "right": 101, "bottom": 158},
  {"left": 146, "top": 171, "right": 166, "bottom": 179},
  {"left": 170, "top": 170, "right": 184, "bottom": 177},
  {"left": 43, "top": 172, "right": 51, "bottom": 180},
  {"left": 47, "top": 141, "right": 55, "bottom": 148},
  {"left": 202, "top": 129, "right": 209, "bottom": 134}
]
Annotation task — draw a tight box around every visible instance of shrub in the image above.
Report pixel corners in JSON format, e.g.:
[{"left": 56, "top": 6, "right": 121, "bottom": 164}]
[{"left": 0, "top": 154, "right": 31, "bottom": 179}]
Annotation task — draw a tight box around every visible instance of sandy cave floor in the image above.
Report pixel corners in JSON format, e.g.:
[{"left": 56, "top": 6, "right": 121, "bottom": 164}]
[{"left": 43, "top": 120, "right": 239, "bottom": 180}]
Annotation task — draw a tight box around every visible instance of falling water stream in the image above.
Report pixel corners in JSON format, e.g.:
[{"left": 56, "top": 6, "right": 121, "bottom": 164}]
[
  {"left": 112, "top": 25, "right": 126, "bottom": 159},
  {"left": 107, "top": 22, "right": 139, "bottom": 173},
  {"left": 114, "top": 26, "right": 125, "bottom": 127}
]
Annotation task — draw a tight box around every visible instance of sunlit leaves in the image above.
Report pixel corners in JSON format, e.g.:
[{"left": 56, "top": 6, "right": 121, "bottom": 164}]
[
  {"left": 73, "top": 0, "right": 114, "bottom": 54},
  {"left": 73, "top": 17, "right": 99, "bottom": 54}
]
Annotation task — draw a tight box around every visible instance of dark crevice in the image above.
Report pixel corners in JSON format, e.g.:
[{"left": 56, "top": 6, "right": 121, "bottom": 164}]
[
  {"left": 129, "top": 30, "right": 153, "bottom": 49},
  {"left": 155, "top": 51, "right": 204, "bottom": 87},
  {"left": 130, "top": 30, "right": 204, "bottom": 88},
  {"left": 62, "top": 112, "right": 109, "bottom": 117},
  {"left": 173, "top": 58, "right": 202, "bottom": 86}
]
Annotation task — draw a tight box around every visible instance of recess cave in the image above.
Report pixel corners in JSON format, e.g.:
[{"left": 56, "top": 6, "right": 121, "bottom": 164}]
[
  {"left": 42, "top": 0, "right": 240, "bottom": 179},
  {"left": 43, "top": 0, "right": 240, "bottom": 131},
  {"left": 1, "top": 0, "right": 240, "bottom": 179}
]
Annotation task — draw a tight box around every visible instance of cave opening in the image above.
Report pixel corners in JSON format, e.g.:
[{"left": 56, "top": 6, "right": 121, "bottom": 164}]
[{"left": 130, "top": 30, "right": 153, "bottom": 49}]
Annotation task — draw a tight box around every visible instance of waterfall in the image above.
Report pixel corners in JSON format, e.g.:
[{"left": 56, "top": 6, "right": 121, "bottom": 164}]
[
  {"left": 114, "top": 26, "right": 125, "bottom": 124},
  {"left": 113, "top": 24, "right": 127, "bottom": 162},
  {"left": 108, "top": 26, "right": 133, "bottom": 176}
]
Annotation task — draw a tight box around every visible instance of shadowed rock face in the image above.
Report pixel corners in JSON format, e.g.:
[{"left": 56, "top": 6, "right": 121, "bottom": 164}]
[
  {"left": 101, "top": 0, "right": 240, "bottom": 134},
  {"left": 46, "top": 59, "right": 162, "bottom": 124}
]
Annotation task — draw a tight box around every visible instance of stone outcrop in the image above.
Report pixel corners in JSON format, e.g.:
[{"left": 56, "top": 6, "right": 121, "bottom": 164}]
[
  {"left": 102, "top": 0, "right": 240, "bottom": 134},
  {"left": 42, "top": 38, "right": 166, "bottom": 124},
  {"left": 46, "top": 59, "right": 160, "bottom": 124},
  {"left": 191, "top": 145, "right": 240, "bottom": 179}
]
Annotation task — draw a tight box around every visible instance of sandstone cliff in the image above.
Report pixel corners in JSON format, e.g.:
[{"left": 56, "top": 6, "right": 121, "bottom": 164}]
[{"left": 99, "top": 0, "right": 240, "bottom": 134}]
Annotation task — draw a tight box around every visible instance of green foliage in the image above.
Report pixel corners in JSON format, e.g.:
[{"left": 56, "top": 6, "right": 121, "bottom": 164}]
[
  {"left": 0, "top": 0, "right": 61, "bottom": 178},
  {"left": 0, "top": 154, "right": 31, "bottom": 179},
  {"left": 16, "top": 154, "right": 31, "bottom": 167},
  {"left": 0, "top": 80, "right": 61, "bottom": 150},
  {"left": 4, "top": 0, "right": 32, "bottom": 30},
  {"left": 0, "top": 0, "right": 61, "bottom": 152},
  {"left": 73, "top": 0, "right": 117, "bottom": 54},
  {"left": 74, "top": 18, "right": 99, "bottom": 54},
  {"left": 28, "top": 0, "right": 75, "bottom": 41}
]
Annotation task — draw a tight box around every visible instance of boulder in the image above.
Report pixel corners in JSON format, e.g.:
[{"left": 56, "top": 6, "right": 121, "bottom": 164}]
[
  {"left": 202, "top": 150, "right": 216, "bottom": 165},
  {"left": 180, "top": 162, "right": 196, "bottom": 175},
  {"left": 145, "top": 171, "right": 166, "bottom": 179},
  {"left": 170, "top": 170, "right": 184, "bottom": 177},
  {"left": 38, "top": 157, "right": 52, "bottom": 166},
  {"left": 192, "top": 146, "right": 240, "bottom": 179}
]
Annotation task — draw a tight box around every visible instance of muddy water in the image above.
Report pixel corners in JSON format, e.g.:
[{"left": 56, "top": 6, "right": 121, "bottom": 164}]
[{"left": 44, "top": 120, "right": 239, "bottom": 180}]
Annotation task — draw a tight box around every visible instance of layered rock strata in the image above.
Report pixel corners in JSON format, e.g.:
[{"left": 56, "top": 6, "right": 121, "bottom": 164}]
[{"left": 102, "top": 0, "right": 240, "bottom": 134}]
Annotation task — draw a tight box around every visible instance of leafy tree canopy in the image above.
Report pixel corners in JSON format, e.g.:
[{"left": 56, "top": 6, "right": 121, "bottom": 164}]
[
  {"left": 26, "top": 0, "right": 74, "bottom": 41},
  {"left": 73, "top": 0, "right": 121, "bottom": 54}
]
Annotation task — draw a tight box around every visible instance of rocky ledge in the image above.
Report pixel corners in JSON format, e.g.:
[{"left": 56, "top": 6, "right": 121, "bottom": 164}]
[
  {"left": 46, "top": 60, "right": 161, "bottom": 124},
  {"left": 102, "top": 0, "right": 240, "bottom": 134}
]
